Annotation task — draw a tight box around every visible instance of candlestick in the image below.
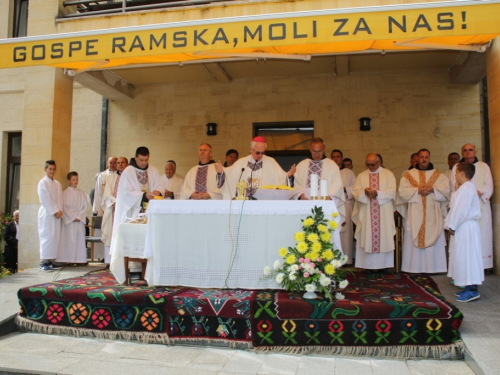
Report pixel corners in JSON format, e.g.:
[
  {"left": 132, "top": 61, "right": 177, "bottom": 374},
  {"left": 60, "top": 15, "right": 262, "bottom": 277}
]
[
  {"left": 310, "top": 174, "right": 318, "bottom": 198},
  {"left": 320, "top": 179, "right": 328, "bottom": 198}
]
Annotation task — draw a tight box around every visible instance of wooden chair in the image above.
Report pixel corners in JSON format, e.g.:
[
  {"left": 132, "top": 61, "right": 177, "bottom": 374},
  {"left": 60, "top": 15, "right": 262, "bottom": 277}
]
[
  {"left": 124, "top": 257, "right": 148, "bottom": 285},
  {"left": 85, "top": 216, "right": 102, "bottom": 262}
]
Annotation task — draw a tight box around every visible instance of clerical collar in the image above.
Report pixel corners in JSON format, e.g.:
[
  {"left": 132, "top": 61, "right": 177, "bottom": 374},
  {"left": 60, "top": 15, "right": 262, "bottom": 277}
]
[
  {"left": 415, "top": 162, "right": 434, "bottom": 171},
  {"left": 130, "top": 158, "right": 149, "bottom": 171},
  {"left": 369, "top": 167, "right": 381, "bottom": 174},
  {"left": 198, "top": 160, "right": 215, "bottom": 166},
  {"left": 459, "top": 157, "right": 479, "bottom": 164},
  {"left": 249, "top": 156, "right": 262, "bottom": 164},
  {"left": 117, "top": 170, "right": 122, "bottom": 176}
]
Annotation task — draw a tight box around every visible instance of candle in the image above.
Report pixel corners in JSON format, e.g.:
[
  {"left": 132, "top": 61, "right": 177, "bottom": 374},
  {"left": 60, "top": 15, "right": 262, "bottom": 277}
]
[
  {"left": 310, "top": 174, "right": 318, "bottom": 198},
  {"left": 321, "top": 179, "right": 328, "bottom": 198}
]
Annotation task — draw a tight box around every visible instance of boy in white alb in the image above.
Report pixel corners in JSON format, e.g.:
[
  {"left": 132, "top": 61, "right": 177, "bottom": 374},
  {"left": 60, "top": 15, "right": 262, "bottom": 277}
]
[
  {"left": 56, "top": 172, "right": 88, "bottom": 265},
  {"left": 37, "top": 160, "right": 63, "bottom": 272},
  {"left": 444, "top": 162, "right": 484, "bottom": 302}
]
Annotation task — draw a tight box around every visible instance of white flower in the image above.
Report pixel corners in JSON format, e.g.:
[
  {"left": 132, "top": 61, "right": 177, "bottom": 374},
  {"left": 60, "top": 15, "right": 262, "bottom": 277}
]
[
  {"left": 340, "top": 255, "right": 348, "bottom": 265},
  {"left": 331, "top": 260, "right": 342, "bottom": 269},
  {"left": 339, "top": 279, "right": 349, "bottom": 289},
  {"left": 303, "top": 263, "right": 315, "bottom": 273},
  {"left": 273, "top": 260, "right": 281, "bottom": 270},
  {"left": 335, "top": 292, "right": 345, "bottom": 300},
  {"left": 290, "top": 264, "right": 299, "bottom": 271},
  {"left": 319, "top": 276, "right": 331, "bottom": 287},
  {"left": 276, "top": 273, "right": 285, "bottom": 283},
  {"left": 263, "top": 266, "right": 271, "bottom": 276},
  {"left": 305, "top": 283, "right": 317, "bottom": 292},
  {"left": 289, "top": 272, "right": 297, "bottom": 281}
]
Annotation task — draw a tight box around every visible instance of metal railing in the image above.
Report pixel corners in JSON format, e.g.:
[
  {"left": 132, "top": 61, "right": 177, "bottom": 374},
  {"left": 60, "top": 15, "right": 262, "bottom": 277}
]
[{"left": 62, "top": 0, "right": 230, "bottom": 18}]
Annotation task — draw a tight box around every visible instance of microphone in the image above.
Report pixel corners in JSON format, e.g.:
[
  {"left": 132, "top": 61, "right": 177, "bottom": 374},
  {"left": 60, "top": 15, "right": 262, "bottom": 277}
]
[
  {"left": 234, "top": 168, "right": 245, "bottom": 199},
  {"left": 249, "top": 163, "right": 258, "bottom": 200}
]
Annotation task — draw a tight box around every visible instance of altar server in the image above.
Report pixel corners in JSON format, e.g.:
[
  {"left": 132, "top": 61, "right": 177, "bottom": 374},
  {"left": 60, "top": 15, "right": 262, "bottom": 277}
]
[
  {"left": 445, "top": 162, "right": 483, "bottom": 302},
  {"left": 56, "top": 172, "right": 88, "bottom": 264},
  {"left": 449, "top": 143, "right": 493, "bottom": 269},
  {"left": 214, "top": 136, "right": 295, "bottom": 200},
  {"left": 352, "top": 153, "right": 397, "bottom": 269},
  {"left": 37, "top": 160, "right": 63, "bottom": 272},
  {"left": 101, "top": 157, "right": 128, "bottom": 263},
  {"left": 181, "top": 143, "right": 222, "bottom": 200},
  {"left": 114, "top": 147, "right": 163, "bottom": 228},
  {"left": 160, "top": 160, "right": 184, "bottom": 199},
  {"left": 398, "top": 149, "right": 450, "bottom": 273}
]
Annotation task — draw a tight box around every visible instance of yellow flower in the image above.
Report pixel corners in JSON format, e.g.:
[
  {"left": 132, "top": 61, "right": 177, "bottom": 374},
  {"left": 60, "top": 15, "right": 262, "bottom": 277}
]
[
  {"left": 279, "top": 247, "right": 288, "bottom": 257},
  {"left": 307, "top": 233, "right": 319, "bottom": 243},
  {"left": 317, "top": 224, "right": 328, "bottom": 233},
  {"left": 329, "top": 220, "right": 338, "bottom": 230},
  {"left": 325, "top": 264, "right": 336, "bottom": 275},
  {"left": 311, "top": 242, "right": 322, "bottom": 252},
  {"left": 303, "top": 218, "right": 315, "bottom": 228},
  {"left": 322, "top": 250, "right": 334, "bottom": 261},
  {"left": 320, "top": 232, "right": 331, "bottom": 242},
  {"left": 286, "top": 255, "right": 296, "bottom": 265},
  {"left": 331, "top": 212, "right": 339, "bottom": 218},
  {"left": 309, "top": 251, "right": 320, "bottom": 260},
  {"left": 297, "top": 242, "right": 308, "bottom": 253},
  {"left": 294, "top": 232, "right": 305, "bottom": 242}
]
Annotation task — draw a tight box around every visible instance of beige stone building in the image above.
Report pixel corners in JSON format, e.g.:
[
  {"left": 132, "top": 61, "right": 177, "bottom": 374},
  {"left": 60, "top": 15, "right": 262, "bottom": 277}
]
[{"left": 0, "top": 0, "right": 499, "bottom": 271}]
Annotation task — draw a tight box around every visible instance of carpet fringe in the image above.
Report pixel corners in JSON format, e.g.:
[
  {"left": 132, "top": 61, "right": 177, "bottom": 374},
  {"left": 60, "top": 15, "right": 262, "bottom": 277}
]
[
  {"left": 253, "top": 341, "right": 465, "bottom": 359},
  {"left": 15, "top": 315, "right": 171, "bottom": 345}
]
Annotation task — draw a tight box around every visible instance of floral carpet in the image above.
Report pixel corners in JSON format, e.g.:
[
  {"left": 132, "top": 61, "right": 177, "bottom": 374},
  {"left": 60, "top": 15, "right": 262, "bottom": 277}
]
[{"left": 16, "top": 270, "right": 464, "bottom": 358}]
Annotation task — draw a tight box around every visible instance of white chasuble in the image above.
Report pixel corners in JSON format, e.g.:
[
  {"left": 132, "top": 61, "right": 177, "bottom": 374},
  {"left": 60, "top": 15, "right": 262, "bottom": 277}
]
[
  {"left": 444, "top": 181, "right": 484, "bottom": 286},
  {"left": 101, "top": 172, "right": 120, "bottom": 249},
  {"left": 181, "top": 164, "right": 222, "bottom": 200},
  {"left": 398, "top": 168, "right": 449, "bottom": 273},
  {"left": 37, "top": 176, "right": 63, "bottom": 260},
  {"left": 57, "top": 187, "right": 88, "bottom": 263},
  {"left": 450, "top": 161, "right": 493, "bottom": 269},
  {"left": 160, "top": 173, "right": 184, "bottom": 199},
  {"left": 340, "top": 168, "right": 356, "bottom": 262},
  {"left": 216, "top": 155, "right": 290, "bottom": 200},
  {"left": 295, "top": 158, "right": 345, "bottom": 221},
  {"left": 352, "top": 168, "right": 396, "bottom": 269}
]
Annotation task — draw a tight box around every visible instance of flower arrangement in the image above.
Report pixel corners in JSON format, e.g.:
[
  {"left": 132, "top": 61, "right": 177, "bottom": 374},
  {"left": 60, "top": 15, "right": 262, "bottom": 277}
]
[
  {"left": 262, "top": 206, "right": 349, "bottom": 301},
  {"left": 0, "top": 266, "right": 11, "bottom": 279}
]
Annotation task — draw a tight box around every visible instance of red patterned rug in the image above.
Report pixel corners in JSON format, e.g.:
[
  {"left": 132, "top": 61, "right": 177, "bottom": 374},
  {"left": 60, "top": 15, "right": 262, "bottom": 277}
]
[{"left": 16, "top": 269, "right": 464, "bottom": 358}]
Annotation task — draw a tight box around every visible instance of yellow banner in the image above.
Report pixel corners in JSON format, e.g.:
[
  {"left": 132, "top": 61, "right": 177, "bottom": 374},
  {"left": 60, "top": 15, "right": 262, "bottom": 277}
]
[{"left": 1, "top": 1, "right": 499, "bottom": 68}]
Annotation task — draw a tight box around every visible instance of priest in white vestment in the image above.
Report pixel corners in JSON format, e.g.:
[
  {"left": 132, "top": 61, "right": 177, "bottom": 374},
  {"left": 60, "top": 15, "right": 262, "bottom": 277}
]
[
  {"left": 398, "top": 149, "right": 450, "bottom": 273},
  {"left": 449, "top": 143, "right": 493, "bottom": 269},
  {"left": 444, "top": 162, "right": 484, "bottom": 291},
  {"left": 160, "top": 160, "right": 184, "bottom": 199},
  {"left": 331, "top": 149, "right": 356, "bottom": 263},
  {"left": 101, "top": 157, "right": 128, "bottom": 264},
  {"left": 444, "top": 152, "right": 460, "bottom": 182},
  {"left": 352, "top": 153, "right": 396, "bottom": 269},
  {"left": 214, "top": 136, "right": 295, "bottom": 200},
  {"left": 93, "top": 156, "right": 117, "bottom": 216},
  {"left": 37, "top": 160, "right": 63, "bottom": 271},
  {"left": 57, "top": 172, "right": 88, "bottom": 264},
  {"left": 113, "top": 147, "right": 163, "bottom": 228},
  {"left": 181, "top": 143, "right": 222, "bottom": 200}
]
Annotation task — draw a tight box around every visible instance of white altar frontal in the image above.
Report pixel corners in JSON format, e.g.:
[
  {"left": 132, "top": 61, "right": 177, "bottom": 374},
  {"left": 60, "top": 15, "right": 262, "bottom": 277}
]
[{"left": 141, "top": 200, "right": 342, "bottom": 289}]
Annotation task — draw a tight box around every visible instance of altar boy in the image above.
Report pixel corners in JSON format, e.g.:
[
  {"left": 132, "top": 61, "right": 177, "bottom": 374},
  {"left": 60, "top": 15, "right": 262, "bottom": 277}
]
[
  {"left": 444, "top": 162, "right": 484, "bottom": 302},
  {"left": 56, "top": 172, "right": 88, "bottom": 265}
]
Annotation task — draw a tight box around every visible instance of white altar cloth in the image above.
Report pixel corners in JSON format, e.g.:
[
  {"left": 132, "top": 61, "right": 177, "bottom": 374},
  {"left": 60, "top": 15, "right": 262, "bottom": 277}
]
[
  {"left": 144, "top": 200, "right": 341, "bottom": 289},
  {"left": 110, "top": 223, "right": 148, "bottom": 284}
]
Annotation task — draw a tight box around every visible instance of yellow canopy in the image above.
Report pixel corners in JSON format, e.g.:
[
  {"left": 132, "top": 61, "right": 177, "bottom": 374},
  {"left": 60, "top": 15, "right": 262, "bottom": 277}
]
[{"left": 1, "top": 0, "right": 499, "bottom": 70}]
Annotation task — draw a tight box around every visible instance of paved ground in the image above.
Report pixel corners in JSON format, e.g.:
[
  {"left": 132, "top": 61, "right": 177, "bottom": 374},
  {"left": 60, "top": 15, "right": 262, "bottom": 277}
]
[{"left": 0, "top": 264, "right": 498, "bottom": 375}]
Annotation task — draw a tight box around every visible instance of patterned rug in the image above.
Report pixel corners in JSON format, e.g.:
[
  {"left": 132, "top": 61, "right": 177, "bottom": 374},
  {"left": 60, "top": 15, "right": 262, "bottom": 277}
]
[{"left": 16, "top": 270, "right": 464, "bottom": 358}]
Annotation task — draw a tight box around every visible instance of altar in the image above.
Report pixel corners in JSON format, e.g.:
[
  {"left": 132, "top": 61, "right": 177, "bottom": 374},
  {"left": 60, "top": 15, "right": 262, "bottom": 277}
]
[{"left": 111, "top": 200, "right": 341, "bottom": 288}]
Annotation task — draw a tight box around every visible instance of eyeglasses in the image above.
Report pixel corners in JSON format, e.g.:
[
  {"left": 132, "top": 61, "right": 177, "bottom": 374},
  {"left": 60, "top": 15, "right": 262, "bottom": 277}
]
[
  {"left": 311, "top": 150, "right": 323, "bottom": 154},
  {"left": 365, "top": 163, "right": 378, "bottom": 167},
  {"left": 463, "top": 148, "right": 474, "bottom": 152},
  {"left": 253, "top": 151, "right": 265, "bottom": 156}
]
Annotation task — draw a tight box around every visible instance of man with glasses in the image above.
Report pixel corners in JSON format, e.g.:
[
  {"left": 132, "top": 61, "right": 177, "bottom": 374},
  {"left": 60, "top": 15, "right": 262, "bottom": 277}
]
[
  {"left": 449, "top": 144, "right": 493, "bottom": 269},
  {"left": 215, "top": 136, "right": 295, "bottom": 200},
  {"left": 398, "top": 149, "right": 450, "bottom": 273},
  {"left": 352, "top": 153, "right": 397, "bottom": 270}
]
